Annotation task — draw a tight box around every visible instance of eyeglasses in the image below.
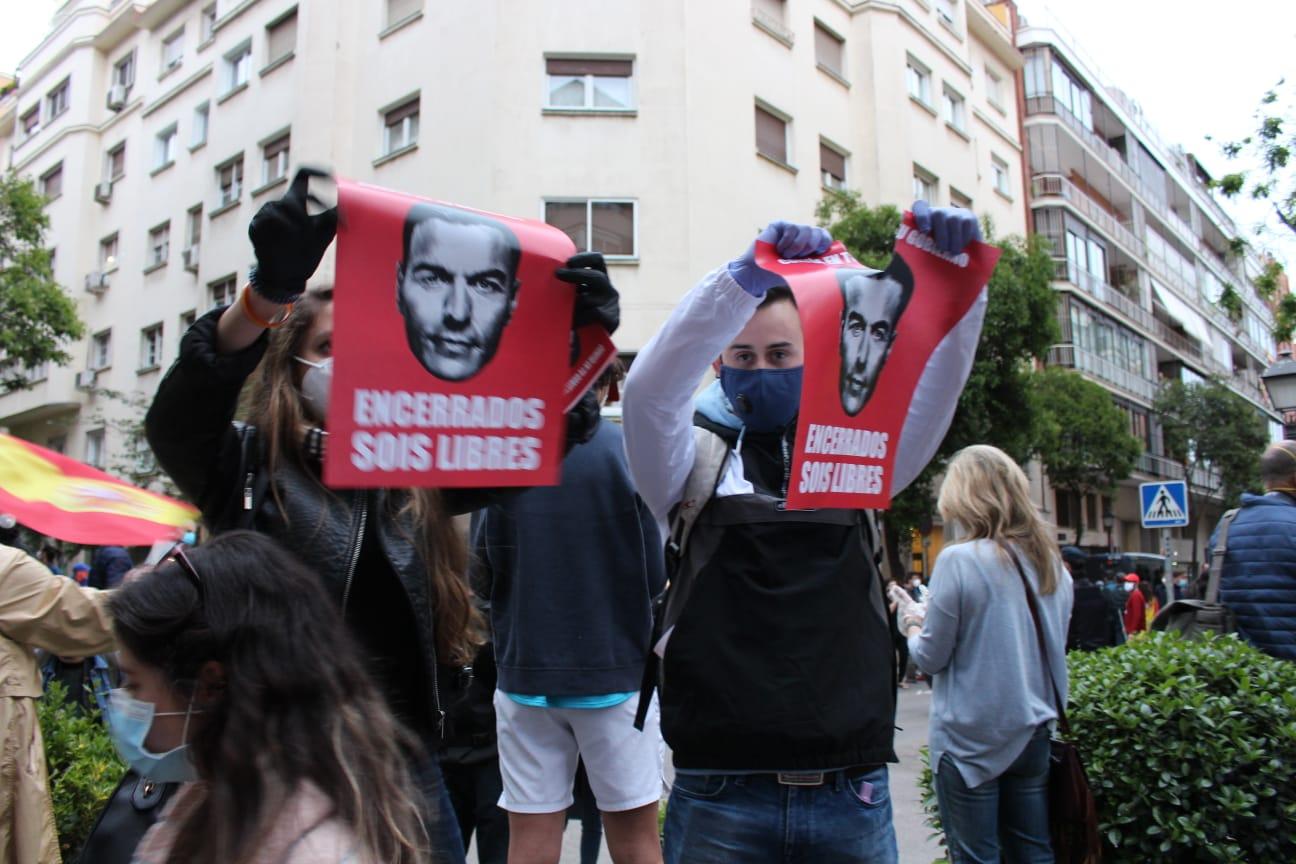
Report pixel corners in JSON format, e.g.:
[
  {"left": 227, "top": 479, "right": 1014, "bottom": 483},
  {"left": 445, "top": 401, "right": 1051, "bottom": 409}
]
[{"left": 163, "top": 542, "right": 203, "bottom": 597}]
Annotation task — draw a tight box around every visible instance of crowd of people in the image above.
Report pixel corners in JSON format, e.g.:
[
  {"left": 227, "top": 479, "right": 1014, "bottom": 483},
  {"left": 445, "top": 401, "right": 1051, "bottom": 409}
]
[{"left": 2, "top": 170, "right": 1293, "bottom": 864}]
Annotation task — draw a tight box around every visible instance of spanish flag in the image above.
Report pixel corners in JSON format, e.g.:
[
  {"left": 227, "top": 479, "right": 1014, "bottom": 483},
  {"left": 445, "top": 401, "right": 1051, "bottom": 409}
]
[{"left": 0, "top": 433, "right": 197, "bottom": 546}]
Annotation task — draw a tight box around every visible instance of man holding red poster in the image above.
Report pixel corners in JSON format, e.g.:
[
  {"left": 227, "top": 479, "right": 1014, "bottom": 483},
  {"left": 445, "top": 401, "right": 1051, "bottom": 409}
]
[{"left": 623, "top": 201, "right": 991, "bottom": 864}]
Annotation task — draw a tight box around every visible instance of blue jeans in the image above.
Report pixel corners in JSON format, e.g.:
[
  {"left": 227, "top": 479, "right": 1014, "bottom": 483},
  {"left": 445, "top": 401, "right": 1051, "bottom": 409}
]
[
  {"left": 663, "top": 767, "right": 898, "bottom": 864},
  {"left": 934, "top": 726, "right": 1053, "bottom": 864},
  {"left": 413, "top": 748, "right": 468, "bottom": 864}
]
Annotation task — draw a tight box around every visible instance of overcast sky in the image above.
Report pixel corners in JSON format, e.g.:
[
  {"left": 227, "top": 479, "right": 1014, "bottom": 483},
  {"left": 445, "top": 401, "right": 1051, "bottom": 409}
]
[{"left": 3, "top": 1, "right": 1294, "bottom": 247}]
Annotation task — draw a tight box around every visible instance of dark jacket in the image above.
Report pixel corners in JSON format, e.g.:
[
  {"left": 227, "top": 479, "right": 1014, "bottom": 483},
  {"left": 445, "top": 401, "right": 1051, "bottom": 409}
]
[
  {"left": 1212, "top": 491, "right": 1296, "bottom": 660},
  {"left": 144, "top": 308, "right": 493, "bottom": 736},
  {"left": 658, "top": 416, "right": 897, "bottom": 772},
  {"left": 475, "top": 421, "right": 664, "bottom": 696},
  {"left": 1066, "top": 578, "right": 1123, "bottom": 651},
  {"left": 89, "top": 546, "right": 132, "bottom": 590}
]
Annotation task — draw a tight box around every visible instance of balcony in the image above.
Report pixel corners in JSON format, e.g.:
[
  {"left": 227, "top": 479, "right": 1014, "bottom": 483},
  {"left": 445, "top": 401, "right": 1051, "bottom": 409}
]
[
  {"left": 1053, "top": 259, "right": 1155, "bottom": 333},
  {"left": 1136, "top": 453, "right": 1220, "bottom": 489},
  {"left": 1032, "top": 174, "right": 1145, "bottom": 259},
  {"left": 1047, "top": 344, "right": 1157, "bottom": 402}
]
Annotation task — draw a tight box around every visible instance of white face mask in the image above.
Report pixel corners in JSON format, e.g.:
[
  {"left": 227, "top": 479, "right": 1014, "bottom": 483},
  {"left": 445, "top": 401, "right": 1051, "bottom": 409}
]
[
  {"left": 295, "top": 356, "right": 332, "bottom": 424},
  {"left": 1124, "top": 582, "right": 1136, "bottom": 592}
]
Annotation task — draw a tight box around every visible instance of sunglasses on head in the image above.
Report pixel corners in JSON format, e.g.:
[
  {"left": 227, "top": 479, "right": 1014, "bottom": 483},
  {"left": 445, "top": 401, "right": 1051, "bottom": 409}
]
[{"left": 163, "top": 542, "right": 203, "bottom": 597}]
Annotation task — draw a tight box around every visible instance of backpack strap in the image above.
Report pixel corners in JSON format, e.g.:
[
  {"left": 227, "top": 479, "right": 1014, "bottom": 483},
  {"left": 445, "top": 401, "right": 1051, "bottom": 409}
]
[
  {"left": 230, "top": 421, "right": 263, "bottom": 532},
  {"left": 1205, "top": 508, "right": 1240, "bottom": 604},
  {"left": 634, "top": 426, "right": 732, "bottom": 731}
]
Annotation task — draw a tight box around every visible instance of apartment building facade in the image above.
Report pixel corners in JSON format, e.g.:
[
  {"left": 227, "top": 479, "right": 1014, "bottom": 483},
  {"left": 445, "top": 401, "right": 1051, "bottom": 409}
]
[
  {"left": 1018, "top": 18, "right": 1282, "bottom": 560},
  {"left": 0, "top": 0, "right": 1024, "bottom": 482}
]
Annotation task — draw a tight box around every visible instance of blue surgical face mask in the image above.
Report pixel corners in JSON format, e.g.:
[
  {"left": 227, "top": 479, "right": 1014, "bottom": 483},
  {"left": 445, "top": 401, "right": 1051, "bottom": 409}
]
[
  {"left": 105, "top": 688, "right": 201, "bottom": 783},
  {"left": 719, "top": 366, "right": 803, "bottom": 434}
]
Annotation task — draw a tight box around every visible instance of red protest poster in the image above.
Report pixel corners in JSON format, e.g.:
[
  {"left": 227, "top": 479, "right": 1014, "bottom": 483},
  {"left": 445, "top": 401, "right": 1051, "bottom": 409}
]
[
  {"left": 327, "top": 180, "right": 609, "bottom": 488},
  {"left": 768, "top": 212, "right": 1000, "bottom": 510}
]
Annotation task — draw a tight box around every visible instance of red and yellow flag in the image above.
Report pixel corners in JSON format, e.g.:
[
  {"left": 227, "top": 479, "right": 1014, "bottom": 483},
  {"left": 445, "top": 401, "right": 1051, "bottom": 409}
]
[{"left": 0, "top": 433, "right": 197, "bottom": 546}]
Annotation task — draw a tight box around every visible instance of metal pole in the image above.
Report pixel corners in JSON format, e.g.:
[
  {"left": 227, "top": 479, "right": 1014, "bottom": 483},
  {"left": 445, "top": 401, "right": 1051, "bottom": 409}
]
[{"left": 1162, "top": 528, "right": 1174, "bottom": 605}]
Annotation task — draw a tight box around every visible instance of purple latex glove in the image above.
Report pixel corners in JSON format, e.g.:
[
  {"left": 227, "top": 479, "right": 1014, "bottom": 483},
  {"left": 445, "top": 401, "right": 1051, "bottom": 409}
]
[
  {"left": 727, "top": 220, "right": 833, "bottom": 298},
  {"left": 913, "top": 200, "right": 982, "bottom": 255}
]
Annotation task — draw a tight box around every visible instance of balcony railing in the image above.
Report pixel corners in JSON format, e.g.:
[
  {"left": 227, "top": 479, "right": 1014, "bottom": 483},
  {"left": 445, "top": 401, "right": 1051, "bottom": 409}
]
[
  {"left": 1054, "top": 259, "right": 1155, "bottom": 333},
  {"left": 1047, "top": 344, "right": 1157, "bottom": 402},
  {"left": 1136, "top": 452, "right": 1222, "bottom": 490},
  {"left": 1032, "top": 174, "right": 1145, "bottom": 259}
]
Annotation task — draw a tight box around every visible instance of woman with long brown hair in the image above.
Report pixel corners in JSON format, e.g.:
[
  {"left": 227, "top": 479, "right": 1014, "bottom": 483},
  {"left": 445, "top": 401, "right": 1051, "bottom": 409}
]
[
  {"left": 144, "top": 169, "right": 617, "bottom": 862},
  {"left": 902, "top": 445, "right": 1073, "bottom": 863}
]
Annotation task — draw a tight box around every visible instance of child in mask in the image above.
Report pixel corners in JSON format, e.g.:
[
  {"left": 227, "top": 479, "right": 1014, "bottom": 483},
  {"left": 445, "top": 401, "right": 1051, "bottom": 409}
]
[{"left": 106, "top": 531, "right": 428, "bottom": 864}]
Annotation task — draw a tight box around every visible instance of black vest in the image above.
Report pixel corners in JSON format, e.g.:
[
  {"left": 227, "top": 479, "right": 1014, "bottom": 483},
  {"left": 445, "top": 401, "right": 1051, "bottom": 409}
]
[{"left": 659, "top": 421, "right": 897, "bottom": 771}]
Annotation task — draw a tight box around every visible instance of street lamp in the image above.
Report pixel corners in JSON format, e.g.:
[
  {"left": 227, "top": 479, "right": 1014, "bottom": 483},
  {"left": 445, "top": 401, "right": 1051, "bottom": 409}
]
[
  {"left": 1261, "top": 348, "right": 1296, "bottom": 440},
  {"left": 1102, "top": 506, "right": 1115, "bottom": 552}
]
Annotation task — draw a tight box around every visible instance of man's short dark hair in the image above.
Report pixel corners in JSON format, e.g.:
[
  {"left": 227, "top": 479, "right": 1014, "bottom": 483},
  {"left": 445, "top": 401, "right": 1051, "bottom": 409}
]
[
  {"left": 839, "top": 255, "right": 916, "bottom": 323},
  {"left": 758, "top": 284, "right": 796, "bottom": 309},
  {"left": 1260, "top": 442, "right": 1296, "bottom": 488},
  {"left": 400, "top": 203, "right": 522, "bottom": 279}
]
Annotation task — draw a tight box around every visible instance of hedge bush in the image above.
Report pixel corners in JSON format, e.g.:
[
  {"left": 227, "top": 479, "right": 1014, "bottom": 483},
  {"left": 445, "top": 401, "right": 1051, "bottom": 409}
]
[
  {"left": 917, "top": 633, "right": 1296, "bottom": 862},
  {"left": 38, "top": 681, "right": 124, "bottom": 860}
]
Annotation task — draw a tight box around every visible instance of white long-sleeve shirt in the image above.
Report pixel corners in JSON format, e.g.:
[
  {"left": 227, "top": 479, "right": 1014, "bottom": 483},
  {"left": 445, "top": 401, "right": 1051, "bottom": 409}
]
[{"left": 622, "top": 266, "right": 988, "bottom": 522}]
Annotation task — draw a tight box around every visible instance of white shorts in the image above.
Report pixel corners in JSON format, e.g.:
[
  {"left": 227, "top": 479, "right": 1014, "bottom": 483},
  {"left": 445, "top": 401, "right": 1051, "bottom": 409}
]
[{"left": 494, "top": 690, "right": 663, "bottom": 814}]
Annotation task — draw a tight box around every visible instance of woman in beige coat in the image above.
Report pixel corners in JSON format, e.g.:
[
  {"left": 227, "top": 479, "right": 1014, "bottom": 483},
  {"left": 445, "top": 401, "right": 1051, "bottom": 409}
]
[{"left": 0, "top": 544, "right": 115, "bottom": 863}]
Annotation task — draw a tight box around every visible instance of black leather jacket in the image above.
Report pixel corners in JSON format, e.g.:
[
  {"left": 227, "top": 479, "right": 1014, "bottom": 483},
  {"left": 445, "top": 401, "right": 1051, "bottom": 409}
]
[{"left": 145, "top": 308, "right": 497, "bottom": 736}]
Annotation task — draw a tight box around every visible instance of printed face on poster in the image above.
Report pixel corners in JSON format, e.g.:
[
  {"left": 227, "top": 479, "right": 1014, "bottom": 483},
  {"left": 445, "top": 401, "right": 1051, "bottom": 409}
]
[
  {"left": 326, "top": 180, "right": 613, "bottom": 489},
  {"left": 754, "top": 213, "right": 999, "bottom": 510}
]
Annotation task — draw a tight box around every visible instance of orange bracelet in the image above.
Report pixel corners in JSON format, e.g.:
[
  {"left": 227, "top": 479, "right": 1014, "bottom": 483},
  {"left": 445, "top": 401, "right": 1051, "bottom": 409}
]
[{"left": 240, "top": 286, "right": 293, "bottom": 329}]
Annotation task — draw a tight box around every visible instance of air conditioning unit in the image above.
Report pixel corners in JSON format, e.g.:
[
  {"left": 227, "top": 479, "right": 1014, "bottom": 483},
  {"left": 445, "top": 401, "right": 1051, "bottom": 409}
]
[
  {"left": 84, "top": 272, "right": 108, "bottom": 295},
  {"left": 75, "top": 369, "right": 98, "bottom": 390},
  {"left": 182, "top": 244, "right": 200, "bottom": 272},
  {"left": 93, "top": 181, "right": 113, "bottom": 204},
  {"left": 106, "top": 83, "right": 128, "bottom": 111}
]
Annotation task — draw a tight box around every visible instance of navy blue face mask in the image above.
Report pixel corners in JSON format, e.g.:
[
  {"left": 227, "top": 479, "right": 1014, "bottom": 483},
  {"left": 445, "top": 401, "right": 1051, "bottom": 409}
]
[{"left": 719, "top": 366, "right": 803, "bottom": 434}]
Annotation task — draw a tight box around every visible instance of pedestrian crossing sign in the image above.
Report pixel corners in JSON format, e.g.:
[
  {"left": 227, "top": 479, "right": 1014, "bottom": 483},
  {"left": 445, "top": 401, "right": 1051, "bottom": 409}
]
[{"left": 1139, "top": 481, "right": 1189, "bottom": 528}]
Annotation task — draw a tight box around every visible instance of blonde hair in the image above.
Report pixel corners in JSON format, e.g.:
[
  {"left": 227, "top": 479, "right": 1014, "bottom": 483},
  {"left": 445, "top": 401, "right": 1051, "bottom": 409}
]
[{"left": 937, "top": 445, "right": 1060, "bottom": 594}]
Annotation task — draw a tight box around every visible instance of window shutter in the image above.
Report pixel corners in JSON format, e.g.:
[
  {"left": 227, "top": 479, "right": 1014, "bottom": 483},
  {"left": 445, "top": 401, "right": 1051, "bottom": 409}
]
[
  {"left": 755, "top": 107, "right": 787, "bottom": 163},
  {"left": 545, "top": 58, "right": 633, "bottom": 77},
  {"left": 819, "top": 143, "right": 845, "bottom": 181},
  {"left": 267, "top": 11, "right": 297, "bottom": 61}
]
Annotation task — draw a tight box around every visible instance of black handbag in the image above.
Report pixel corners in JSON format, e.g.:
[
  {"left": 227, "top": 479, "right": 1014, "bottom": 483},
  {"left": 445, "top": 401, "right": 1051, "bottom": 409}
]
[
  {"left": 1151, "top": 508, "right": 1238, "bottom": 638},
  {"left": 1008, "top": 548, "right": 1103, "bottom": 864},
  {"left": 77, "top": 770, "right": 177, "bottom": 864}
]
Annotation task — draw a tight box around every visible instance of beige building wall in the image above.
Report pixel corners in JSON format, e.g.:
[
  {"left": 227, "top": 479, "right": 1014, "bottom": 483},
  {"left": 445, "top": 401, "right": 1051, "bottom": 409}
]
[{"left": 0, "top": 0, "right": 1022, "bottom": 479}]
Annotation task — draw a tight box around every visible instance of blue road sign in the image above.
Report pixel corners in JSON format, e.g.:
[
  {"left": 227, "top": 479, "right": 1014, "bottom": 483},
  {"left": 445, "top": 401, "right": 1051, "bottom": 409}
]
[{"left": 1139, "top": 481, "right": 1189, "bottom": 528}]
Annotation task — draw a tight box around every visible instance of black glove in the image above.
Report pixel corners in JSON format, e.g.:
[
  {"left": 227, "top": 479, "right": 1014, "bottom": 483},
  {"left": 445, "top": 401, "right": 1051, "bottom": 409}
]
[
  {"left": 555, "top": 253, "right": 620, "bottom": 336},
  {"left": 248, "top": 167, "right": 338, "bottom": 304},
  {"left": 564, "top": 389, "right": 602, "bottom": 450}
]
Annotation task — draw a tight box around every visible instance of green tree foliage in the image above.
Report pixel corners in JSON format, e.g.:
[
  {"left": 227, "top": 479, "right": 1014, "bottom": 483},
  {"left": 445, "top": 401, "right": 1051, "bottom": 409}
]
[
  {"left": 0, "top": 171, "right": 84, "bottom": 392},
  {"left": 39, "top": 681, "right": 125, "bottom": 859},
  {"left": 1154, "top": 378, "right": 1269, "bottom": 570},
  {"left": 1033, "top": 367, "right": 1142, "bottom": 543},
  {"left": 816, "top": 191, "right": 1058, "bottom": 546},
  {"left": 1212, "top": 81, "right": 1296, "bottom": 237}
]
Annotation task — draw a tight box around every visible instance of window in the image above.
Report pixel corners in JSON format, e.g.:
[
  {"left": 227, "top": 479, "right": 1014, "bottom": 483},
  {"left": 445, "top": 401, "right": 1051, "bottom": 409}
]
[
  {"left": 47, "top": 435, "right": 66, "bottom": 455},
  {"left": 992, "top": 154, "right": 1011, "bottom": 197},
  {"left": 99, "top": 233, "right": 119, "bottom": 270},
  {"left": 950, "top": 188, "right": 972, "bottom": 210},
  {"left": 386, "top": 0, "right": 421, "bottom": 28},
  {"left": 140, "top": 324, "right": 163, "bottom": 370},
  {"left": 85, "top": 429, "right": 106, "bottom": 469},
  {"left": 40, "top": 163, "right": 63, "bottom": 199},
  {"left": 161, "top": 29, "right": 184, "bottom": 72},
  {"left": 820, "top": 141, "right": 847, "bottom": 190},
  {"left": 20, "top": 106, "right": 39, "bottom": 139},
  {"left": 179, "top": 310, "right": 197, "bottom": 346},
  {"left": 154, "top": 125, "right": 178, "bottom": 169},
  {"left": 383, "top": 98, "right": 419, "bottom": 155},
  {"left": 1051, "top": 60, "right": 1093, "bottom": 131},
  {"left": 261, "top": 134, "right": 290, "bottom": 186},
  {"left": 147, "top": 222, "right": 170, "bottom": 268},
  {"left": 913, "top": 166, "right": 937, "bottom": 202},
  {"left": 106, "top": 143, "right": 126, "bottom": 180},
  {"left": 191, "top": 102, "right": 210, "bottom": 148},
  {"left": 906, "top": 57, "right": 932, "bottom": 107},
  {"left": 266, "top": 9, "right": 297, "bottom": 65},
  {"left": 209, "top": 275, "right": 238, "bottom": 308},
  {"left": 91, "top": 330, "right": 112, "bottom": 370},
  {"left": 814, "top": 22, "right": 845, "bottom": 78},
  {"left": 936, "top": 0, "right": 957, "bottom": 28},
  {"left": 217, "top": 156, "right": 244, "bottom": 207},
  {"left": 45, "top": 79, "right": 69, "bottom": 120},
  {"left": 544, "top": 199, "right": 637, "bottom": 258},
  {"left": 986, "top": 66, "right": 1005, "bottom": 111},
  {"left": 751, "top": 0, "right": 790, "bottom": 40},
  {"left": 200, "top": 4, "right": 217, "bottom": 43},
  {"left": 755, "top": 103, "right": 789, "bottom": 165},
  {"left": 943, "top": 86, "right": 967, "bottom": 133},
  {"left": 187, "top": 204, "right": 203, "bottom": 246},
  {"left": 544, "top": 57, "right": 635, "bottom": 110},
  {"left": 113, "top": 52, "right": 136, "bottom": 90},
  {"left": 223, "top": 41, "right": 252, "bottom": 93}
]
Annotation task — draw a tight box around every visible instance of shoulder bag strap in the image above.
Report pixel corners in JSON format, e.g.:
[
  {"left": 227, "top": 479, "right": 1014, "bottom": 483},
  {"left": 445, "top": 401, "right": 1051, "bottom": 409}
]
[
  {"left": 1205, "top": 508, "right": 1240, "bottom": 604},
  {"left": 664, "top": 427, "right": 731, "bottom": 566},
  {"left": 1005, "top": 544, "right": 1071, "bottom": 736}
]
